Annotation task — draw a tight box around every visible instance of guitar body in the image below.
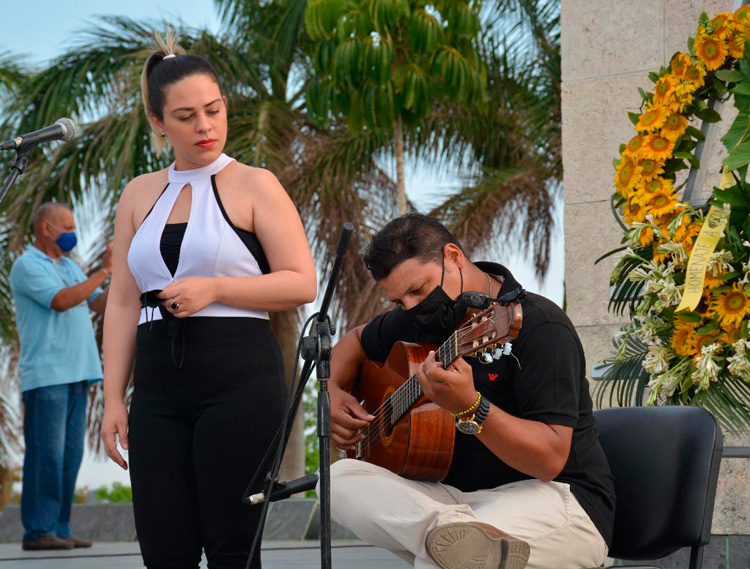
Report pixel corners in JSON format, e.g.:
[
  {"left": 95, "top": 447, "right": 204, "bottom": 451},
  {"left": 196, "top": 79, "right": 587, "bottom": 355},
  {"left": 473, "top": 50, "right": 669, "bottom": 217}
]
[
  {"left": 345, "top": 300, "right": 523, "bottom": 482},
  {"left": 347, "top": 342, "right": 456, "bottom": 481}
]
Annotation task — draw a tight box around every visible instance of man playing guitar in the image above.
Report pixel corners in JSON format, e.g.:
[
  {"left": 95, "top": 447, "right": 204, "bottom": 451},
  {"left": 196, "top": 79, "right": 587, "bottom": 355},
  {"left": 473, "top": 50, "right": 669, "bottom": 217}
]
[{"left": 327, "top": 214, "right": 615, "bottom": 569}]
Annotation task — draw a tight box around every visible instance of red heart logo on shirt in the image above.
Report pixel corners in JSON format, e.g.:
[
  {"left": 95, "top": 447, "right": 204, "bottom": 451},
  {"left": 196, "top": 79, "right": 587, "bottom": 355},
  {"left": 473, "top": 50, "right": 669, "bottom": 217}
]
[{"left": 488, "top": 373, "right": 498, "bottom": 382}]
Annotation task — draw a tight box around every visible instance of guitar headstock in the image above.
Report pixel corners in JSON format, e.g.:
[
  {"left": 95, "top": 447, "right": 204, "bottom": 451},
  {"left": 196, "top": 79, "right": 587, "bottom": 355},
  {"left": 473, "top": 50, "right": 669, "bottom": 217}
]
[{"left": 454, "top": 302, "right": 523, "bottom": 361}]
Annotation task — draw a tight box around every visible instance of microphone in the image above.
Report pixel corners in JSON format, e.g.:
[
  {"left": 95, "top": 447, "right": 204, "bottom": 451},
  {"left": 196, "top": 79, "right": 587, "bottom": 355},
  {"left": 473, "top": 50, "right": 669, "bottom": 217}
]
[
  {"left": 459, "top": 292, "right": 496, "bottom": 310},
  {"left": 245, "top": 472, "right": 319, "bottom": 506},
  {"left": 1, "top": 118, "right": 78, "bottom": 151}
]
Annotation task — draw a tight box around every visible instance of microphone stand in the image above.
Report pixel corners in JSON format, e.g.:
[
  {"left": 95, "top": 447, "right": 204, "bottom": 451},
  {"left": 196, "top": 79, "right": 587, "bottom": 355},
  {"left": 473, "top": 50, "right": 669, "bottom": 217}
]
[
  {"left": 0, "top": 145, "right": 33, "bottom": 210},
  {"left": 242, "top": 222, "right": 354, "bottom": 569}
]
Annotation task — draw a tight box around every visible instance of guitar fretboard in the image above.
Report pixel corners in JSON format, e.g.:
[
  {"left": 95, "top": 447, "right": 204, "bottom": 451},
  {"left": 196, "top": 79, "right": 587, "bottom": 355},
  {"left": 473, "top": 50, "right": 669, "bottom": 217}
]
[{"left": 387, "top": 330, "right": 459, "bottom": 426}]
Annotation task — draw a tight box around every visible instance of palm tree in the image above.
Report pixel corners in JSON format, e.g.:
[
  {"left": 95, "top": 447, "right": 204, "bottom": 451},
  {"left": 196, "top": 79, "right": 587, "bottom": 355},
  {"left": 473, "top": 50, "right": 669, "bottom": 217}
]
[
  {"left": 304, "top": 0, "right": 487, "bottom": 215},
  {"left": 0, "top": 0, "right": 563, "bottom": 484}
]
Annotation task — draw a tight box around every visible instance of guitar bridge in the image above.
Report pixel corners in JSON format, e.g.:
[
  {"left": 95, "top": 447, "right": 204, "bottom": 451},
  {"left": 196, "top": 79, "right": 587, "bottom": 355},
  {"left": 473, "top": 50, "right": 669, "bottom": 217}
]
[{"left": 354, "top": 438, "right": 363, "bottom": 460}]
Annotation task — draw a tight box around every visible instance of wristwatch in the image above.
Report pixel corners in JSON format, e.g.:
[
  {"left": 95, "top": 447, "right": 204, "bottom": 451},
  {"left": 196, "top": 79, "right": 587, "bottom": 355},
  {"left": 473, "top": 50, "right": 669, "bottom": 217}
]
[{"left": 455, "top": 394, "right": 491, "bottom": 435}]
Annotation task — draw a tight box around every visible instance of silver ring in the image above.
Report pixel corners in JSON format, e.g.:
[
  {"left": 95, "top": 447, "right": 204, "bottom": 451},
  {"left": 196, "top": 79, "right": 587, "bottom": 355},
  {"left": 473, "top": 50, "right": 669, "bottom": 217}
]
[{"left": 170, "top": 299, "right": 179, "bottom": 310}]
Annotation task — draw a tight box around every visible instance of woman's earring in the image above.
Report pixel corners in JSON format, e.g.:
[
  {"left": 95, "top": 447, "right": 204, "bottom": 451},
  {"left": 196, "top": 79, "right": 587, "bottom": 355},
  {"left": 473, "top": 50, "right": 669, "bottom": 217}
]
[{"left": 160, "top": 132, "right": 167, "bottom": 138}]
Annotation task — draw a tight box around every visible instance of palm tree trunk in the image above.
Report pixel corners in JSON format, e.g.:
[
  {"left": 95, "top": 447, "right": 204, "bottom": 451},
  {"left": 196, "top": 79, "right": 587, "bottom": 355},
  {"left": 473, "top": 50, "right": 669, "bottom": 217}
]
[
  {"left": 394, "top": 117, "right": 407, "bottom": 216},
  {"left": 270, "top": 310, "right": 306, "bottom": 482}
]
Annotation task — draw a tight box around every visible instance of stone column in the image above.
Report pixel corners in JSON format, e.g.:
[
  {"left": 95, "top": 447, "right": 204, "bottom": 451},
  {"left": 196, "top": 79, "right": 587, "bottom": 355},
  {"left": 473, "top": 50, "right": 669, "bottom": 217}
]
[{"left": 561, "top": 0, "right": 747, "bottom": 535}]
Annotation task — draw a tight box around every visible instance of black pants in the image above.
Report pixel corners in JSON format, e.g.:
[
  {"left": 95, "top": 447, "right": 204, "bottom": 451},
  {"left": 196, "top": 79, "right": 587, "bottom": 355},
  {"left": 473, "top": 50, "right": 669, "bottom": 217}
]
[{"left": 129, "top": 317, "right": 286, "bottom": 569}]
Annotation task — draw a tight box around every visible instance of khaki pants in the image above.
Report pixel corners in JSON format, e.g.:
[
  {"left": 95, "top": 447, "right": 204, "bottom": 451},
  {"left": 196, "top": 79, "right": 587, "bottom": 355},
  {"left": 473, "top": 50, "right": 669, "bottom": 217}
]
[{"left": 328, "top": 459, "right": 608, "bottom": 569}]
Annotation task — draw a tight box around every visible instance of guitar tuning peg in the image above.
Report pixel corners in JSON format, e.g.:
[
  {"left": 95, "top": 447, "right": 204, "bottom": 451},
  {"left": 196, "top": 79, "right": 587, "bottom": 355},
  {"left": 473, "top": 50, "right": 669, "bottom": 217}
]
[
  {"left": 492, "top": 343, "right": 513, "bottom": 360},
  {"left": 478, "top": 352, "right": 494, "bottom": 364}
]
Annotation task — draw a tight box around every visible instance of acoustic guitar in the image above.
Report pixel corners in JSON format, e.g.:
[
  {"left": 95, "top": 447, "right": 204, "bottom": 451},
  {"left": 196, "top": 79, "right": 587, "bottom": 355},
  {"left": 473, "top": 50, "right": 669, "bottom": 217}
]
[{"left": 347, "top": 302, "right": 523, "bottom": 481}]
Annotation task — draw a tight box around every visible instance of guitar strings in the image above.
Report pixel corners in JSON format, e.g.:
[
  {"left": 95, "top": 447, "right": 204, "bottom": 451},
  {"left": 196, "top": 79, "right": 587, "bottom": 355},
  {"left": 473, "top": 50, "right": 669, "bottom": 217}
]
[{"left": 358, "top": 318, "right": 499, "bottom": 451}]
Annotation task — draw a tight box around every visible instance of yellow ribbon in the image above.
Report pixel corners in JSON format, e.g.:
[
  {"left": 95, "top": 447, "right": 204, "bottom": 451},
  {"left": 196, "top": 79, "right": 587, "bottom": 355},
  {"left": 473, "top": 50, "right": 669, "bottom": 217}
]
[{"left": 676, "top": 170, "right": 732, "bottom": 312}]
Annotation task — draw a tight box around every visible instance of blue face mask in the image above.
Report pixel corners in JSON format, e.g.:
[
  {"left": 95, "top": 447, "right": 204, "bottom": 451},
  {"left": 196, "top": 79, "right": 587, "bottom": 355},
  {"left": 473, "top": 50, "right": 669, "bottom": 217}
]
[{"left": 49, "top": 223, "right": 77, "bottom": 253}]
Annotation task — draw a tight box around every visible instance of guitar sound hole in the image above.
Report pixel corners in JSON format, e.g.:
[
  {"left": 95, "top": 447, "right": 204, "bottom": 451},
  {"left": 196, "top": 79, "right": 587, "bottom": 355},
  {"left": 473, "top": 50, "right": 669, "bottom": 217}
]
[{"left": 382, "top": 419, "right": 394, "bottom": 438}]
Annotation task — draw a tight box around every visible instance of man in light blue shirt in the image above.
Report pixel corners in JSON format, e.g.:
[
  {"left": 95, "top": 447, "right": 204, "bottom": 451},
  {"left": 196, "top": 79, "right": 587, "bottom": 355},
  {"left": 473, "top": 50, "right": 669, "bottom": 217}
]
[{"left": 9, "top": 202, "right": 111, "bottom": 551}]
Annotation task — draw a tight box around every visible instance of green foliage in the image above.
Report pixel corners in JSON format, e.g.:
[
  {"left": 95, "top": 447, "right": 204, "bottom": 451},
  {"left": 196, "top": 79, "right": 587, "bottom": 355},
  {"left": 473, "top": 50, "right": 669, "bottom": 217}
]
[
  {"left": 95, "top": 482, "right": 132, "bottom": 503},
  {"left": 304, "top": 0, "right": 486, "bottom": 131}
]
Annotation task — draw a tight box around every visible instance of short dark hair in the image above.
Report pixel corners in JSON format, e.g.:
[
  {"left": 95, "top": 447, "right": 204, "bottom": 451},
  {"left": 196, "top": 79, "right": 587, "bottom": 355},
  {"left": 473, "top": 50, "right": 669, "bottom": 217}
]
[{"left": 363, "top": 214, "right": 464, "bottom": 280}]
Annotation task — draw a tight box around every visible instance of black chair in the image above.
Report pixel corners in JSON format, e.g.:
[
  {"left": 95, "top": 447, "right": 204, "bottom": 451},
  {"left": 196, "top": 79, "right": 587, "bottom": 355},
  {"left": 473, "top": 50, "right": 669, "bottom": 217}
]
[{"left": 593, "top": 406, "right": 723, "bottom": 569}]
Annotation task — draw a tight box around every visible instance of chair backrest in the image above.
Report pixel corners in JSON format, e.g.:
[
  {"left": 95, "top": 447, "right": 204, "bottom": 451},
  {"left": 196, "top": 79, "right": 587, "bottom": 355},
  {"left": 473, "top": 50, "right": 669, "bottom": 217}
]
[{"left": 593, "top": 406, "right": 723, "bottom": 561}]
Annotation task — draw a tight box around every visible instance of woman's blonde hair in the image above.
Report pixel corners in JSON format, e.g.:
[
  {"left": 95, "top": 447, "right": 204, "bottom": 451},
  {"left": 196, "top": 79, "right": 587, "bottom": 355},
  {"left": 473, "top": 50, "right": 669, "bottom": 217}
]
[{"left": 140, "top": 31, "right": 221, "bottom": 156}]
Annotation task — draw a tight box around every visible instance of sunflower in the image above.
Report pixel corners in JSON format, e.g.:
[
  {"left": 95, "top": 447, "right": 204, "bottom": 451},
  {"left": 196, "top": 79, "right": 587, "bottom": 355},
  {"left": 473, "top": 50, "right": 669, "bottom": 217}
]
[
  {"left": 660, "top": 112, "right": 689, "bottom": 141},
  {"left": 622, "top": 197, "right": 647, "bottom": 225},
  {"left": 729, "top": 31, "right": 745, "bottom": 59},
  {"left": 672, "top": 321, "right": 699, "bottom": 357},
  {"left": 735, "top": 5, "right": 750, "bottom": 34},
  {"left": 653, "top": 75, "right": 677, "bottom": 106},
  {"left": 684, "top": 63, "right": 707, "bottom": 89},
  {"left": 641, "top": 134, "right": 674, "bottom": 160},
  {"left": 721, "top": 323, "right": 744, "bottom": 344},
  {"left": 638, "top": 157, "right": 665, "bottom": 181},
  {"left": 623, "top": 134, "right": 646, "bottom": 156},
  {"left": 671, "top": 53, "right": 692, "bottom": 79},
  {"left": 711, "top": 283, "right": 750, "bottom": 328},
  {"left": 704, "top": 270, "right": 726, "bottom": 290},
  {"left": 697, "top": 291, "right": 715, "bottom": 317},
  {"left": 673, "top": 213, "right": 692, "bottom": 241},
  {"left": 636, "top": 105, "right": 669, "bottom": 132},
  {"left": 644, "top": 191, "right": 679, "bottom": 219},
  {"left": 681, "top": 222, "right": 703, "bottom": 254},
  {"left": 694, "top": 31, "right": 729, "bottom": 71},
  {"left": 639, "top": 226, "right": 655, "bottom": 247},
  {"left": 709, "top": 14, "right": 733, "bottom": 39},
  {"left": 614, "top": 155, "right": 642, "bottom": 196},
  {"left": 636, "top": 176, "right": 673, "bottom": 200},
  {"left": 691, "top": 331, "right": 722, "bottom": 360}
]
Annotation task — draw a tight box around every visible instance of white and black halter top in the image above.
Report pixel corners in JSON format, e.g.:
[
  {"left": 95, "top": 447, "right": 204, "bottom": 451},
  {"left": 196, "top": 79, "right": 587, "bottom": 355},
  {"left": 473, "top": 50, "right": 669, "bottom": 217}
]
[{"left": 127, "top": 154, "right": 270, "bottom": 324}]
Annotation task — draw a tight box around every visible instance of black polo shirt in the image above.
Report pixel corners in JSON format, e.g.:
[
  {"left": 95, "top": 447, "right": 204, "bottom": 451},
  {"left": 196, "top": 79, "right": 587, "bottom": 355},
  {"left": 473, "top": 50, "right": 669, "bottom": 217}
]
[{"left": 359, "top": 262, "right": 616, "bottom": 546}]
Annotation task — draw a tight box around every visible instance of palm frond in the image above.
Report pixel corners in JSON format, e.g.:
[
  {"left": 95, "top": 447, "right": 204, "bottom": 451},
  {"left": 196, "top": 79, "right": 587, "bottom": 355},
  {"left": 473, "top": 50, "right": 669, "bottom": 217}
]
[
  {"left": 593, "top": 332, "right": 651, "bottom": 409},
  {"left": 428, "top": 167, "right": 556, "bottom": 279}
]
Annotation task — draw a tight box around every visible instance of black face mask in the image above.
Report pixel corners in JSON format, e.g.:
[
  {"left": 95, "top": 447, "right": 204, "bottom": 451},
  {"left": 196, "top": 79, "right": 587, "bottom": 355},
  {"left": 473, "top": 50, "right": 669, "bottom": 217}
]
[{"left": 405, "top": 260, "right": 466, "bottom": 332}]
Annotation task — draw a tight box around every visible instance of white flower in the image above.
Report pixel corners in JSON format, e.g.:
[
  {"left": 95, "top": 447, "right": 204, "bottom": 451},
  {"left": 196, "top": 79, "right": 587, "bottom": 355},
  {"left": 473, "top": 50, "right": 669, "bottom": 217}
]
[
  {"left": 655, "top": 281, "right": 683, "bottom": 309},
  {"left": 708, "top": 250, "right": 734, "bottom": 276},
  {"left": 691, "top": 343, "right": 722, "bottom": 391},
  {"left": 633, "top": 315, "right": 667, "bottom": 344},
  {"left": 647, "top": 358, "right": 691, "bottom": 404},
  {"left": 643, "top": 344, "right": 675, "bottom": 375},
  {"left": 727, "top": 339, "right": 750, "bottom": 383},
  {"left": 657, "top": 241, "right": 687, "bottom": 264},
  {"left": 740, "top": 259, "right": 750, "bottom": 286}
]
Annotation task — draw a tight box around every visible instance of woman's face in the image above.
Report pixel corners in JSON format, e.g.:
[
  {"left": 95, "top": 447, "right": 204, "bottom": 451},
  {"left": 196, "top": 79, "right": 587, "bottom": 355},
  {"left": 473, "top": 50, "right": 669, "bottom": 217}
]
[{"left": 151, "top": 73, "right": 228, "bottom": 169}]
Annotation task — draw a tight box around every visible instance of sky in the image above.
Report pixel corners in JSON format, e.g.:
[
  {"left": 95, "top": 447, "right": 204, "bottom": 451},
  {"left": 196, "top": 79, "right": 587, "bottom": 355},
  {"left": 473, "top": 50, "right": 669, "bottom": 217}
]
[{"left": 2, "top": 0, "right": 565, "bottom": 491}]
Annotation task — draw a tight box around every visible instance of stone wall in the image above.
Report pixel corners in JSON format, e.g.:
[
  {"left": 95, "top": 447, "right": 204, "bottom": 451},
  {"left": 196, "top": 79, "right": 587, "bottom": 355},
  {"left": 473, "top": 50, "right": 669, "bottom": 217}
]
[{"left": 561, "top": 0, "right": 749, "bottom": 534}]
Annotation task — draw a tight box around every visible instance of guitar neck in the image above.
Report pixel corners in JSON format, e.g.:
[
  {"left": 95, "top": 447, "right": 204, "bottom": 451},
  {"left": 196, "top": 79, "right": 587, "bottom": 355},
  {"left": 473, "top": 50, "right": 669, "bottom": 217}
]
[{"left": 388, "top": 331, "right": 459, "bottom": 423}]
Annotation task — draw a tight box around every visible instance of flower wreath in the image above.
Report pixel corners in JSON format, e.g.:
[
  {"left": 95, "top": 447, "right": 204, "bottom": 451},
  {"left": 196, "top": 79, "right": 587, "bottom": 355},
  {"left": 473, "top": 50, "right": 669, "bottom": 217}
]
[{"left": 601, "top": 8, "right": 750, "bottom": 433}]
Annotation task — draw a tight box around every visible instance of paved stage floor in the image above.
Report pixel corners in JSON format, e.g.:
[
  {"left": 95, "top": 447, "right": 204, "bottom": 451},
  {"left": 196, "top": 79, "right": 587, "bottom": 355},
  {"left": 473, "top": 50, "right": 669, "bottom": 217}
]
[{"left": 0, "top": 540, "right": 411, "bottom": 568}]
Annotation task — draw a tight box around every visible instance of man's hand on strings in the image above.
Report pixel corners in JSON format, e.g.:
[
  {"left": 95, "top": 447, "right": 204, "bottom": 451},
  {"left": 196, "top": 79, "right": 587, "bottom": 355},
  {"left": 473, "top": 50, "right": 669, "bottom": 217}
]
[
  {"left": 417, "top": 351, "right": 477, "bottom": 415},
  {"left": 329, "top": 385, "right": 375, "bottom": 451}
]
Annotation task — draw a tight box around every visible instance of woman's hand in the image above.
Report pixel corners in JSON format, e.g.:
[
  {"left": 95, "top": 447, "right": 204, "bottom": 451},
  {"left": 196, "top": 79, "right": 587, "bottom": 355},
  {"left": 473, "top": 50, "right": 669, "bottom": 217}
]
[
  {"left": 416, "top": 352, "right": 477, "bottom": 414},
  {"left": 159, "top": 277, "right": 217, "bottom": 318},
  {"left": 101, "top": 401, "right": 130, "bottom": 470}
]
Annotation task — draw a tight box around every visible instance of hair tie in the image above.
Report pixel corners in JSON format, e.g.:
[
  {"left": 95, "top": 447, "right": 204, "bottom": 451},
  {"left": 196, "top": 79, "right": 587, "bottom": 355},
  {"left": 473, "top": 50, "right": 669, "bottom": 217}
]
[{"left": 163, "top": 53, "right": 177, "bottom": 60}]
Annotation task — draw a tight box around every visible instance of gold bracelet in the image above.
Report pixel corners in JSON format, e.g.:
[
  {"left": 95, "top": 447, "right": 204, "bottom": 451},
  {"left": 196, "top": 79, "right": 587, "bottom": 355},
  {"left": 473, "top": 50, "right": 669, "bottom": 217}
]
[{"left": 450, "top": 391, "right": 481, "bottom": 418}]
